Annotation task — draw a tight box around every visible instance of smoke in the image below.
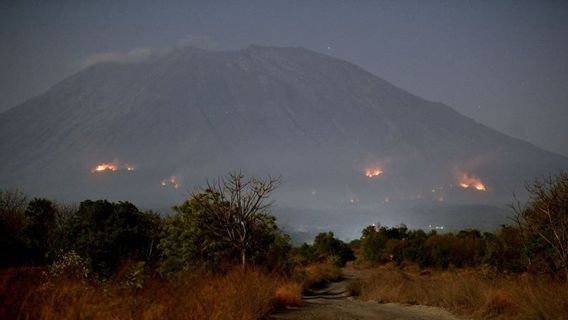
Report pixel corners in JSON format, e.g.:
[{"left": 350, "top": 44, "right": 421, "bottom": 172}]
[
  {"left": 80, "top": 47, "right": 161, "bottom": 69},
  {"left": 80, "top": 34, "right": 220, "bottom": 69}
]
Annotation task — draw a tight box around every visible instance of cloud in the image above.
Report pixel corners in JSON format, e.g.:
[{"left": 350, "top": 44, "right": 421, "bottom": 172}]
[{"left": 79, "top": 34, "right": 220, "bottom": 69}]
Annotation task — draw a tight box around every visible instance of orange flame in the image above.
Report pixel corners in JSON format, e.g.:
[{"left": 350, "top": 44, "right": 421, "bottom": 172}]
[
  {"left": 161, "top": 176, "right": 179, "bottom": 189},
  {"left": 91, "top": 163, "right": 118, "bottom": 173},
  {"left": 365, "top": 168, "right": 384, "bottom": 178},
  {"left": 457, "top": 172, "right": 486, "bottom": 191},
  {"left": 91, "top": 162, "right": 135, "bottom": 174}
]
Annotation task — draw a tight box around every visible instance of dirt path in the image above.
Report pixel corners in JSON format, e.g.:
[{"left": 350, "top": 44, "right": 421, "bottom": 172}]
[{"left": 271, "top": 267, "right": 462, "bottom": 320}]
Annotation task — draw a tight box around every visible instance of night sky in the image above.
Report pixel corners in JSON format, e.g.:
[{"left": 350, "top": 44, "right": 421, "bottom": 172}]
[{"left": 1, "top": 0, "right": 567, "bottom": 156}]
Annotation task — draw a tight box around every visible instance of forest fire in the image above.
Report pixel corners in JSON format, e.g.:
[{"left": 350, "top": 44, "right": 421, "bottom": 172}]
[
  {"left": 91, "top": 163, "right": 118, "bottom": 173},
  {"left": 91, "top": 162, "right": 135, "bottom": 173},
  {"left": 161, "top": 176, "right": 179, "bottom": 189},
  {"left": 365, "top": 168, "right": 384, "bottom": 178},
  {"left": 457, "top": 172, "right": 486, "bottom": 191}
]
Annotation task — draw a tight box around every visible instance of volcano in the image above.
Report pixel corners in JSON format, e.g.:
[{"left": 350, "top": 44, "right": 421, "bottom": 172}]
[{"left": 1, "top": 45, "right": 566, "bottom": 236}]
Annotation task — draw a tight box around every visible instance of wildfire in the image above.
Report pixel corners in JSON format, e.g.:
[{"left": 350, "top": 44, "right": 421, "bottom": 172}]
[
  {"left": 91, "top": 163, "right": 118, "bottom": 173},
  {"left": 161, "top": 176, "right": 179, "bottom": 189},
  {"left": 91, "top": 162, "right": 135, "bottom": 174},
  {"left": 365, "top": 168, "right": 384, "bottom": 178},
  {"left": 457, "top": 172, "right": 486, "bottom": 191}
]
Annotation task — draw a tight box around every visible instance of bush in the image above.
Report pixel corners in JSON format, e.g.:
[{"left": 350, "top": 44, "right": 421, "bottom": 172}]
[
  {"left": 312, "top": 231, "right": 354, "bottom": 267},
  {"left": 514, "top": 171, "right": 568, "bottom": 279},
  {"left": 0, "top": 189, "right": 28, "bottom": 267},
  {"left": 16, "top": 269, "right": 300, "bottom": 320},
  {"left": 360, "top": 268, "right": 568, "bottom": 320},
  {"left": 46, "top": 251, "right": 90, "bottom": 283},
  {"left": 58, "top": 200, "right": 161, "bottom": 276},
  {"left": 159, "top": 187, "right": 290, "bottom": 275}
]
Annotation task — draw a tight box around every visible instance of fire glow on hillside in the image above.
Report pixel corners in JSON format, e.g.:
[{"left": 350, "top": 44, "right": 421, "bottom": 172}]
[
  {"left": 92, "top": 163, "right": 117, "bottom": 173},
  {"left": 457, "top": 172, "right": 486, "bottom": 191},
  {"left": 91, "top": 162, "right": 135, "bottom": 173},
  {"left": 161, "top": 176, "right": 179, "bottom": 189},
  {"left": 365, "top": 167, "right": 384, "bottom": 178}
]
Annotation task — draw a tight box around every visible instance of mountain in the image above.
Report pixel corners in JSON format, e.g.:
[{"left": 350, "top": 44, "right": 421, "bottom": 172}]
[{"left": 0, "top": 45, "right": 566, "bottom": 237}]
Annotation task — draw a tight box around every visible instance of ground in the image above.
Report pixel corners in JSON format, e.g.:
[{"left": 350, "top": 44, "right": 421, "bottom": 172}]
[{"left": 271, "top": 265, "right": 462, "bottom": 320}]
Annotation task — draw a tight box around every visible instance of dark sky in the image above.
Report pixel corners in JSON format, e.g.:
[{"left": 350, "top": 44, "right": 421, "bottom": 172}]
[{"left": 1, "top": 0, "right": 567, "bottom": 156}]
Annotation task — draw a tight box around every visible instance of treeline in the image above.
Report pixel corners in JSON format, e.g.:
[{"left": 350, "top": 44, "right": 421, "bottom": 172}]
[
  {"left": 1, "top": 171, "right": 567, "bottom": 281},
  {"left": 1, "top": 194, "right": 162, "bottom": 276},
  {"left": 353, "top": 224, "right": 524, "bottom": 273},
  {"left": 0, "top": 173, "right": 355, "bottom": 283},
  {"left": 354, "top": 172, "right": 568, "bottom": 280},
  {"left": 0, "top": 192, "right": 354, "bottom": 278}
]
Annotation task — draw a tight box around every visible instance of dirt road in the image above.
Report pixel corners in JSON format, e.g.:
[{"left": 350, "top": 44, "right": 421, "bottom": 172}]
[{"left": 271, "top": 267, "right": 462, "bottom": 320}]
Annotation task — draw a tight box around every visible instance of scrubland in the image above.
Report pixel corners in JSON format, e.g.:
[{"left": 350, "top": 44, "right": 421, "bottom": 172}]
[
  {"left": 359, "top": 264, "right": 568, "bottom": 320},
  {"left": 1, "top": 261, "right": 353, "bottom": 320},
  {"left": 2, "top": 267, "right": 307, "bottom": 320},
  {"left": 2, "top": 172, "right": 567, "bottom": 319}
]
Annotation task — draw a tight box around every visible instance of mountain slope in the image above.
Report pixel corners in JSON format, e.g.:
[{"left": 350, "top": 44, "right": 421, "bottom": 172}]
[{"left": 0, "top": 45, "right": 566, "bottom": 233}]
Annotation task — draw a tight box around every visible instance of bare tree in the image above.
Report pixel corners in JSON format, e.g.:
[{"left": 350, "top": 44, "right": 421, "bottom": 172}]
[
  {"left": 0, "top": 189, "right": 28, "bottom": 232},
  {"left": 196, "top": 172, "right": 280, "bottom": 269},
  {"left": 0, "top": 189, "right": 28, "bottom": 216},
  {"left": 513, "top": 171, "right": 568, "bottom": 280}
]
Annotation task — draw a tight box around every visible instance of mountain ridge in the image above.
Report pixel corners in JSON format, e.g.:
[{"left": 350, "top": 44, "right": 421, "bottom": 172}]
[{"left": 0, "top": 45, "right": 566, "bottom": 234}]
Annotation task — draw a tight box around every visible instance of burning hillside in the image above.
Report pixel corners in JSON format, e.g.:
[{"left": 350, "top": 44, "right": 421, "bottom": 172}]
[
  {"left": 365, "top": 168, "right": 383, "bottom": 178},
  {"left": 161, "top": 176, "right": 179, "bottom": 189},
  {"left": 457, "top": 172, "right": 486, "bottom": 191},
  {"left": 91, "top": 162, "right": 135, "bottom": 174}
]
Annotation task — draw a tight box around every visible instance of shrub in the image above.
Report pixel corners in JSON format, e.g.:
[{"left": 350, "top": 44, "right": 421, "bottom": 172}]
[
  {"left": 58, "top": 200, "right": 161, "bottom": 276},
  {"left": 45, "top": 250, "right": 90, "bottom": 283},
  {"left": 312, "top": 231, "right": 354, "bottom": 267}
]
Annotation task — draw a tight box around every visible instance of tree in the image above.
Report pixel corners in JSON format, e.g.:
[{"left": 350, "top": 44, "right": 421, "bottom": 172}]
[
  {"left": 22, "top": 198, "right": 57, "bottom": 265},
  {"left": 159, "top": 191, "right": 227, "bottom": 274},
  {"left": 0, "top": 189, "right": 28, "bottom": 267},
  {"left": 312, "top": 231, "right": 355, "bottom": 267},
  {"left": 172, "top": 172, "right": 281, "bottom": 270},
  {"left": 513, "top": 172, "right": 568, "bottom": 280},
  {"left": 483, "top": 226, "right": 525, "bottom": 273},
  {"left": 360, "top": 225, "right": 388, "bottom": 263},
  {"left": 60, "top": 200, "right": 161, "bottom": 276}
]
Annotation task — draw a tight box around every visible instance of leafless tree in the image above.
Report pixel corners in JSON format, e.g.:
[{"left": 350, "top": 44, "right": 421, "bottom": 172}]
[
  {"left": 0, "top": 189, "right": 28, "bottom": 215},
  {"left": 513, "top": 171, "right": 568, "bottom": 280},
  {"left": 0, "top": 189, "right": 28, "bottom": 231},
  {"left": 195, "top": 172, "right": 280, "bottom": 269},
  {"left": 53, "top": 201, "right": 79, "bottom": 229}
]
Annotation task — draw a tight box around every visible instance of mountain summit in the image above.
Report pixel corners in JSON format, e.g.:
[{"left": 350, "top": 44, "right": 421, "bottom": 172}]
[{"left": 1, "top": 45, "right": 566, "bottom": 234}]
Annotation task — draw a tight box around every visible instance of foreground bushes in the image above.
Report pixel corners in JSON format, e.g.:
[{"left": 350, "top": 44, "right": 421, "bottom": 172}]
[
  {"left": 360, "top": 267, "right": 568, "bottom": 320},
  {"left": 2, "top": 267, "right": 302, "bottom": 320}
]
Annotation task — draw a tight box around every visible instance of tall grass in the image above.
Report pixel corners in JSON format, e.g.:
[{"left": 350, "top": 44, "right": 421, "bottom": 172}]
[
  {"left": 2, "top": 268, "right": 303, "bottom": 320},
  {"left": 360, "top": 267, "right": 568, "bottom": 320},
  {"left": 298, "top": 263, "right": 342, "bottom": 290}
]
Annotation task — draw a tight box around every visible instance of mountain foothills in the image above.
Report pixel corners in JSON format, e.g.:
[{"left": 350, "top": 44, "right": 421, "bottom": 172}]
[{"left": 0, "top": 45, "right": 566, "bottom": 236}]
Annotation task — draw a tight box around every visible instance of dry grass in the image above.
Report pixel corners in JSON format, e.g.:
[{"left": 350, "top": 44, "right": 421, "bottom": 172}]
[
  {"left": 300, "top": 263, "right": 342, "bottom": 289},
  {"left": 0, "top": 267, "right": 45, "bottom": 320},
  {"left": 2, "top": 268, "right": 303, "bottom": 320},
  {"left": 360, "top": 267, "right": 568, "bottom": 320},
  {"left": 274, "top": 281, "right": 303, "bottom": 308}
]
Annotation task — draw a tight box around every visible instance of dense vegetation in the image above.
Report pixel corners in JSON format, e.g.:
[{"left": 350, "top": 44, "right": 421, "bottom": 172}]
[
  {"left": 355, "top": 224, "right": 524, "bottom": 272},
  {"left": 1, "top": 171, "right": 567, "bottom": 319}
]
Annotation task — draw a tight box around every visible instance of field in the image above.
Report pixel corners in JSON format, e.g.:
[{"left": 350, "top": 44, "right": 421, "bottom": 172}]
[{"left": 359, "top": 265, "right": 568, "bottom": 320}]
